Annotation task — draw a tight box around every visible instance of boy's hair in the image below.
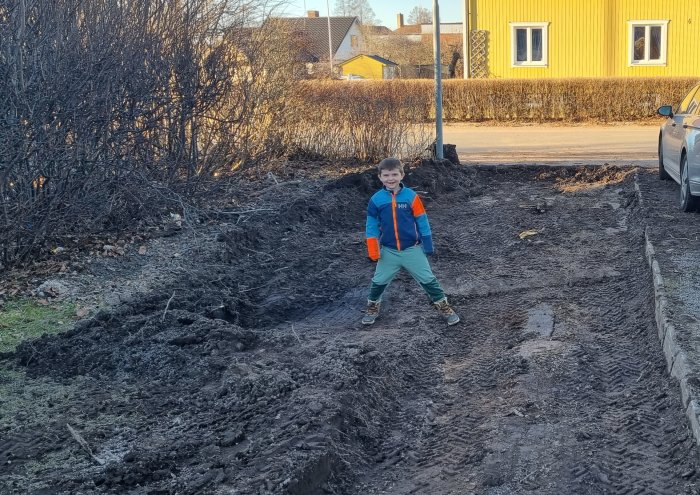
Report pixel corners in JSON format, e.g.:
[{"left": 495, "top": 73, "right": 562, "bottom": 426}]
[{"left": 377, "top": 157, "right": 404, "bottom": 174}]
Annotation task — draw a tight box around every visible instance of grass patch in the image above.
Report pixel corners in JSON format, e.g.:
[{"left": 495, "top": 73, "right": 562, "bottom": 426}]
[{"left": 0, "top": 298, "right": 75, "bottom": 353}]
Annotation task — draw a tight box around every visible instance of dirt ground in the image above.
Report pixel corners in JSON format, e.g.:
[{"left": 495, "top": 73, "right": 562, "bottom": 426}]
[{"left": 2, "top": 161, "right": 700, "bottom": 495}]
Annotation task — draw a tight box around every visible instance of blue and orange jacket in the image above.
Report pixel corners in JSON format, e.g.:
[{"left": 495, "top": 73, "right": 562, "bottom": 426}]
[{"left": 365, "top": 184, "right": 434, "bottom": 260}]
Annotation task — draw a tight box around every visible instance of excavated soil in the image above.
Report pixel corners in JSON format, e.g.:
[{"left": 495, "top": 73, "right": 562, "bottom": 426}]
[{"left": 2, "top": 162, "right": 700, "bottom": 495}]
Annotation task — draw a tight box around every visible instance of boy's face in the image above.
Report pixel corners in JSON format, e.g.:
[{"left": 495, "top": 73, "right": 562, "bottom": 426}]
[{"left": 379, "top": 168, "right": 404, "bottom": 191}]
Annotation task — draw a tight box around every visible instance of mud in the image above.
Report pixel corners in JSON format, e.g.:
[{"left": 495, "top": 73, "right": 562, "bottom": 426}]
[{"left": 2, "top": 162, "right": 700, "bottom": 494}]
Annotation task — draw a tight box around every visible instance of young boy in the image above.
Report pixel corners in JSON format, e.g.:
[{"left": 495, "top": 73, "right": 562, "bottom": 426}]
[{"left": 363, "top": 157, "right": 460, "bottom": 326}]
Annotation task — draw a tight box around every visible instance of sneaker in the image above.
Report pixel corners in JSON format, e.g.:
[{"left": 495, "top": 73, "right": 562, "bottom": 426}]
[
  {"left": 362, "top": 300, "right": 381, "bottom": 325},
  {"left": 434, "top": 298, "right": 460, "bottom": 326}
]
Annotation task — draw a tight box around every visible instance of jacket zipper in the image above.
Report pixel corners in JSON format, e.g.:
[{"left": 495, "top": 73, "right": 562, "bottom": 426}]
[{"left": 391, "top": 193, "right": 401, "bottom": 250}]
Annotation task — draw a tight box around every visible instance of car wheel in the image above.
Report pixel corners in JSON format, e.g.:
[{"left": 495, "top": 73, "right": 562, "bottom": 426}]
[
  {"left": 658, "top": 139, "right": 670, "bottom": 180},
  {"left": 679, "top": 154, "right": 699, "bottom": 212}
]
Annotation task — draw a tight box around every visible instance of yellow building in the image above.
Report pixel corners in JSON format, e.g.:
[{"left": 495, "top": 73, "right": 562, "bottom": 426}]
[
  {"left": 338, "top": 54, "right": 398, "bottom": 80},
  {"left": 467, "top": 0, "right": 700, "bottom": 78}
]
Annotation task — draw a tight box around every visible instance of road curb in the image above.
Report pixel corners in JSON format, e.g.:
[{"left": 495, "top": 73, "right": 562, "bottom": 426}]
[
  {"left": 637, "top": 176, "right": 700, "bottom": 445},
  {"left": 471, "top": 163, "right": 640, "bottom": 171}
]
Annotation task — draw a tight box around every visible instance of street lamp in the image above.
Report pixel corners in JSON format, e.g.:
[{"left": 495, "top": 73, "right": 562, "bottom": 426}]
[
  {"left": 327, "top": 0, "right": 333, "bottom": 75},
  {"left": 463, "top": 0, "right": 470, "bottom": 78},
  {"left": 433, "top": 0, "right": 443, "bottom": 159}
]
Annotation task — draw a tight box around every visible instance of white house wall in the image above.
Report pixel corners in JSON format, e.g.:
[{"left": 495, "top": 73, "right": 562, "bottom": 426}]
[
  {"left": 335, "top": 21, "right": 364, "bottom": 61},
  {"left": 420, "top": 23, "right": 463, "bottom": 34}
]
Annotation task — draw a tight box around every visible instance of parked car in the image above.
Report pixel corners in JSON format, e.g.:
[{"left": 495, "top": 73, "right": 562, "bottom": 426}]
[
  {"left": 657, "top": 82, "right": 700, "bottom": 211},
  {"left": 339, "top": 74, "right": 365, "bottom": 80}
]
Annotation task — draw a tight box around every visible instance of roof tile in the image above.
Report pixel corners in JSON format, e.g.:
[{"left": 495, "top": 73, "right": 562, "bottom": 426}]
[{"left": 272, "top": 16, "right": 357, "bottom": 60}]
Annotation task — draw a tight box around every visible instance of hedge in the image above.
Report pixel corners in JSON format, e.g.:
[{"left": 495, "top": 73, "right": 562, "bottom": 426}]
[{"left": 295, "top": 77, "right": 699, "bottom": 123}]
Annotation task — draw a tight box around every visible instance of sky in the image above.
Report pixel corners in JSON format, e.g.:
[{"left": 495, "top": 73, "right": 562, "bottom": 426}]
[{"left": 282, "top": 1, "right": 465, "bottom": 28}]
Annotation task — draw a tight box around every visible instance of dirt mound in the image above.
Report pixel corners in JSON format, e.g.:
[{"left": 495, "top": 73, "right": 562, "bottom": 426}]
[
  {"left": 15, "top": 310, "right": 259, "bottom": 380},
  {"left": 404, "top": 158, "right": 476, "bottom": 196},
  {"left": 538, "top": 164, "right": 636, "bottom": 192},
  {"left": 10, "top": 296, "right": 415, "bottom": 494},
  {"left": 323, "top": 168, "right": 380, "bottom": 194},
  {"left": 324, "top": 158, "right": 478, "bottom": 198},
  {"left": 215, "top": 225, "right": 265, "bottom": 260}
]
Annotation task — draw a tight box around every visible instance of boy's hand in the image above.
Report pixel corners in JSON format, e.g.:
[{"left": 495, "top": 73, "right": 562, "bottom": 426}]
[
  {"left": 421, "top": 235, "right": 434, "bottom": 256},
  {"left": 366, "top": 238, "right": 380, "bottom": 261}
]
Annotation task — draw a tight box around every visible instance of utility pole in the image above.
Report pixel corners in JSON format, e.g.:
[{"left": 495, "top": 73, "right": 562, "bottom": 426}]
[
  {"left": 433, "top": 0, "right": 443, "bottom": 160},
  {"left": 326, "top": 0, "right": 334, "bottom": 75},
  {"left": 463, "top": 0, "right": 470, "bottom": 78}
]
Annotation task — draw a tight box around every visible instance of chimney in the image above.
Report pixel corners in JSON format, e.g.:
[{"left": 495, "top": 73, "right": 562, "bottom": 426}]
[
  {"left": 397, "top": 13, "right": 404, "bottom": 28},
  {"left": 308, "top": 10, "right": 319, "bottom": 18}
]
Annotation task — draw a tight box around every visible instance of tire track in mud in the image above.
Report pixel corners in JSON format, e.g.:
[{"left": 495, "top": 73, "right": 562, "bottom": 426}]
[{"left": 338, "top": 168, "right": 700, "bottom": 495}]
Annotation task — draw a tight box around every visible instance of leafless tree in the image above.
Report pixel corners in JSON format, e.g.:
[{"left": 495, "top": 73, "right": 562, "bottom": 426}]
[
  {"left": 365, "top": 35, "right": 434, "bottom": 66},
  {"left": 407, "top": 6, "right": 432, "bottom": 24},
  {"left": 0, "top": 0, "right": 298, "bottom": 268},
  {"left": 334, "top": 0, "right": 378, "bottom": 25}
]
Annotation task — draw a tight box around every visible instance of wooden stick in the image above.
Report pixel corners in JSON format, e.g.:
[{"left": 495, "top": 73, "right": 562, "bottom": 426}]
[
  {"left": 67, "top": 424, "right": 104, "bottom": 465},
  {"left": 162, "top": 291, "right": 176, "bottom": 322},
  {"left": 290, "top": 324, "right": 301, "bottom": 344},
  {"left": 216, "top": 208, "right": 276, "bottom": 215}
]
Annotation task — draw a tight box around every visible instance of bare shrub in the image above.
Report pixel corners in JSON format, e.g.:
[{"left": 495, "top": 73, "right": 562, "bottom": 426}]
[
  {"left": 279, "top": 80, "right": 432, "bottom": 162},
  {"left": 0, "top": 0, "right": 297, "bottom": 269}
]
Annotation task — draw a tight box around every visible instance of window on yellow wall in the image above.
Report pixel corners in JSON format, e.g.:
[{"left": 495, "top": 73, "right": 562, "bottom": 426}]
[
  {"left": 628, "top": 20, "right": 668, "bottom": 66},
  {"left": 510, "top": 22, "right": 549, "bottom": 67}
]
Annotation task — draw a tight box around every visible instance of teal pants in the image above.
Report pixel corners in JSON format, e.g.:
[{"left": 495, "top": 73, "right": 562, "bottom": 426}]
[{"left": 368, "top": 245, "right": 446, "bottom": 303}]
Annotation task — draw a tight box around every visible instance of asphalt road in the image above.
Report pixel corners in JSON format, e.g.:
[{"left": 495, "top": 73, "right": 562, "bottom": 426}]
[{"left": 442, "top": 123, "right": 660, "bottom": 167}]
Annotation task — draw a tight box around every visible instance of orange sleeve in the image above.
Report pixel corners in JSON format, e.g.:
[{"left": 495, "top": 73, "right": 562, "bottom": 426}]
[
  {"left": 366, "top": 237, "right": 380, "bottom": 261},
  {"left": 412, "top": 196, "right": 426, "bottom": 217}
]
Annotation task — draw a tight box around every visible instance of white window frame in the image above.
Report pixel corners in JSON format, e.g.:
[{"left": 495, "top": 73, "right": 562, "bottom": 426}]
[
  {"left": 628, "top": 20, "right": 669, "bottom": 66},
  {"left": 510, "top": 22, "right": 549, "bottom": 67}
]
